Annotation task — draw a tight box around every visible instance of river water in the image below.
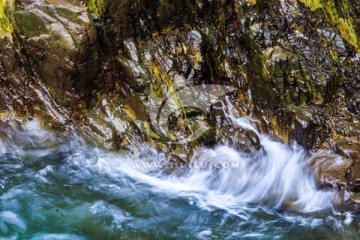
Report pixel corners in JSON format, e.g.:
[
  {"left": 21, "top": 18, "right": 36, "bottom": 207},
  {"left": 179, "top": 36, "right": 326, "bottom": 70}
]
[{"left": 0, "top": 120, "right": 359, "bottom": 239}]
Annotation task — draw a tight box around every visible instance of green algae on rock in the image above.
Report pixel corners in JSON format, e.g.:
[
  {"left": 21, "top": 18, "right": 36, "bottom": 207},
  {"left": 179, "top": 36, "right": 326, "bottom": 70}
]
[
  {"left": 87, "top": 0, "right": 105, "bottom": 18},
  {"left": 0, "top": 0, "right": 13, "bottom": 33},
  {"left": 299, "top": 0, "right": 359, "bottom": 52}
]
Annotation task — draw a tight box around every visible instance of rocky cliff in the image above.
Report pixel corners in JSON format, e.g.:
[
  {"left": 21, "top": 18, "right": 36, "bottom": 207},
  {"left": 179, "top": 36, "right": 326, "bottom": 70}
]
[{"left": 0, "top": 0, "right": 359, "bottom": 198}]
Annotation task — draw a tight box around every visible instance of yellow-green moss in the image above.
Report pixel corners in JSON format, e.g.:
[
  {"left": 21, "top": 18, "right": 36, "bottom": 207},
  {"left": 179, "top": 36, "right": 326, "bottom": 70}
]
[
  {"left": 150, "top": 62, "right": 185, "bottom": 114},
  {"left": 322, "top": 0, "right": 338, "bottom": 23},
  {"left": 338, "top": 18, "right": 359, "bottom": 51},
  {"left": 299, "top": 0, "right": 322, "bottom": 11},
  {"left": 299, "top": 0, "right": 359, "bottom": 52},
  {"left": 0, "top": 111, "right": 9, "bottom": 119},
  {"left": 87, "top": 0, "right": 105, "bottom": 18},
  {"left": 14, "top": 12, "right": 47, "bottom": 37},
  {"left": 247, "top": 0, "right": 257, "bottom": 5},
  {"left": 0, "top": 0, "right": 13, "bottom": 33},
  {"left": 269, "top": 115, "right": 289, "bottom": 143},
  {"left": 329, "top": 49, "right": 339, "bottom": 60}
]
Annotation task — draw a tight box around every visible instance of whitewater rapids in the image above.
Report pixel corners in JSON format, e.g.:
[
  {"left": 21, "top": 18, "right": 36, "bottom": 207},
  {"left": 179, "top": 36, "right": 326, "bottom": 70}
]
[{"left": 0, "top": 120, "right": 359, "bottom": 239}]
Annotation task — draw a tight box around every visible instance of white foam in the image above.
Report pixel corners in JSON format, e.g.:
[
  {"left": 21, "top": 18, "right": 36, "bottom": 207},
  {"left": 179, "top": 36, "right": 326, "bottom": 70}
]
[
  {"left": 69, "top": 135, "right": 336, "bottom": 215},
  {"left": 29, "top": 233, "right": 86, "bottom": 240},
  {"left": 0, "top": 139, "right": 5, "bottom": 155},
  {"left": 0, "top": 211, "right": 26, "bottom": 234}
]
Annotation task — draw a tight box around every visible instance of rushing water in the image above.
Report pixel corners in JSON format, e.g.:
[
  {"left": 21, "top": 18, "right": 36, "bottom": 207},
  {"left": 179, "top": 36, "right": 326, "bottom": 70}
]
[{"left": 0, "top": 120, "right": 359, "bottom": 239}]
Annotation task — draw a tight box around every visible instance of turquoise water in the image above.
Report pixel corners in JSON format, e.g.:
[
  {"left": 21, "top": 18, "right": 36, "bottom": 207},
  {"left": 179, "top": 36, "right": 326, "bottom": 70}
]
[{"left": 0, "top": 121, "right": 359, "bottom": 239}]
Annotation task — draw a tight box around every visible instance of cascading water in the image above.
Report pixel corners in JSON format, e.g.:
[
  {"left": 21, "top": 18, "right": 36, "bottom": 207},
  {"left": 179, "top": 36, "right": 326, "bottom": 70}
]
[{"left": 0, "top": 120, "right": 359, "bottom": 239}]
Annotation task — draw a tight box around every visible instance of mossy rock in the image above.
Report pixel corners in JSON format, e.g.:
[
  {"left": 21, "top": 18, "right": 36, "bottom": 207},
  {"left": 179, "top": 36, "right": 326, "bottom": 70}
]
[
  {"left": 87, "top": 0, "right": 105, "bottom": 18},
  {"left": 299, "top": 0, "right": 360, "bottom": 52},
  {"left": 14, "top": 11, "right": 48, "bottom": 37},
  {"left": 56, "top": 7, "right": 79, "bottom": 23},
  {"left": 0, "top": 0, "right": 13, "bottom": 33}
]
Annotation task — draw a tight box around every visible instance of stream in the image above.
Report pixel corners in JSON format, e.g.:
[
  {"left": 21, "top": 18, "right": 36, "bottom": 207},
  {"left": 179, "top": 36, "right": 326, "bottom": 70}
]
[{"left": 0, "top": 120, "right": 359, "bottom": 239}]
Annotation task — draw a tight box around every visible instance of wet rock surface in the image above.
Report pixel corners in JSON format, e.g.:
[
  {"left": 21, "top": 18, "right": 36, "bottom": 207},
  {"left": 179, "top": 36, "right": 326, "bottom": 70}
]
[{"left": 0, "top": 0, "right": 359, "bottom": 197}]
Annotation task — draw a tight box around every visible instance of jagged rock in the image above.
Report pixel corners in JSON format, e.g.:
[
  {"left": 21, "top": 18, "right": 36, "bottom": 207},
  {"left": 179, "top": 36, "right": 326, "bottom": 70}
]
[
  {"left": 246, "top": 130, "right": 260, "bottom": 149},
  {"left": 13, "top": 0, "right": 100, "bottom": 107},
  {"left": 0, "top": 0, "right": 359, "bottom": 194},
  {"left": 309, "top": 150, "right": 352, "bottom": 189}
]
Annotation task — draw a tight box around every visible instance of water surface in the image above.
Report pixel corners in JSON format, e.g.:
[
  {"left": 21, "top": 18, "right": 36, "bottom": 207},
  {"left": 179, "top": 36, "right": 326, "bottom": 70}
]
[{"left": 0, "top": 121, "right": 359, "bottom": 239}]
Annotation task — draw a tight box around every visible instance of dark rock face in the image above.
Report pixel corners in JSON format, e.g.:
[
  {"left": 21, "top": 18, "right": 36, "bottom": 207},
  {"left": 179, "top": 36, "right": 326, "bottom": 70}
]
[
  {"left": 15, "top": 0, "right": 100, "bottom": 107},
  {"left": 1, "top": 0, "right": 99, "bottom": 128},
  {"left": 0, "top": 0, "right": 359, "bottom": 195}
]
